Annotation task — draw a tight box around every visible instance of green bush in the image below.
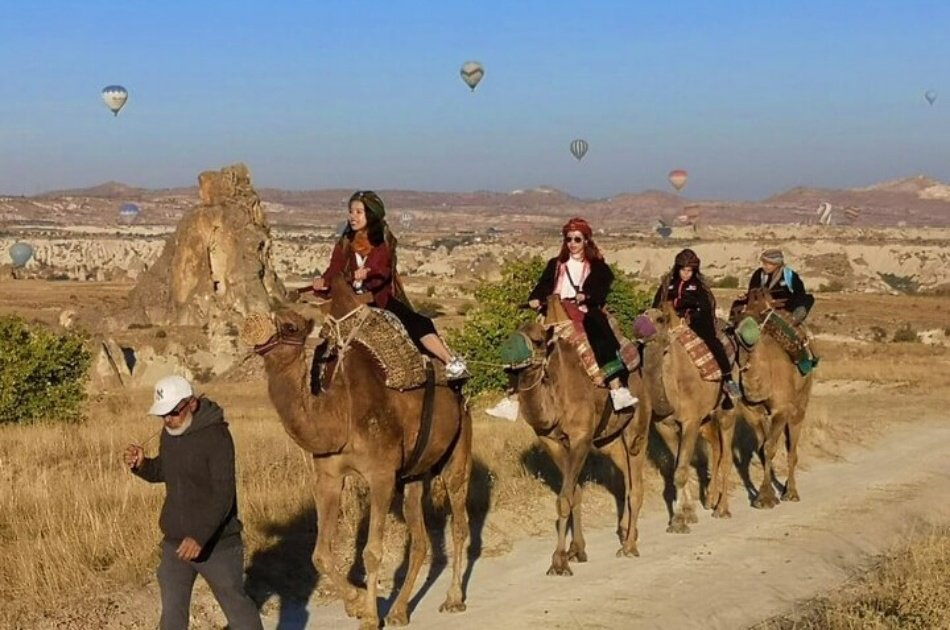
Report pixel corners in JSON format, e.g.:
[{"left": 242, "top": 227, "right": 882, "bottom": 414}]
[
  {"left": 892, "top": 324, "right": 920, "bottom": 343},
  {"left": 449, "top": 257, "right": 653, "bottom": 395},
  {"left": 712, "top": 275, "right": 740, "bottom": 289},
  {"left": 0, "top": 316, "right": 92, "bottom": 424}
]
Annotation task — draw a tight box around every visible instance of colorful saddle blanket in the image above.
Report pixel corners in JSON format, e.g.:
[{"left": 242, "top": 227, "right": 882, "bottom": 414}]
[
  {"left": 318, "top": 306, "right": 445, "bottom": 391},
  {"left": 761, "top": 310, "right": 815, "bottom": 369},
  {"left": 672, "top": 321, "right": 736, "bottom": 382},
  {"left": 552, "top": 311, "right": 640, "bottom": 387}
]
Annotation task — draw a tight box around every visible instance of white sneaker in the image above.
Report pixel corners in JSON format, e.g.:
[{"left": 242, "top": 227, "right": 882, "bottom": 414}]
[
  {"left": 445, "top": 357, "right": 469, "bottom": 380},
  {"left": 610, "top": 387, "right": 638, "bottom": 411}
]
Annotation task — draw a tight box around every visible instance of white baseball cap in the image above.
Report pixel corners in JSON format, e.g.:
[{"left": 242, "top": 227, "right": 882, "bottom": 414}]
[{"left": 148, "top": 375, "right": 194, "bottom": 416}]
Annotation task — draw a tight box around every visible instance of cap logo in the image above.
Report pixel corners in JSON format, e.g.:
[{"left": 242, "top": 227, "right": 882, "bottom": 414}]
[{"left": 155, "top": 388, "right": 164, "bottom": 401}]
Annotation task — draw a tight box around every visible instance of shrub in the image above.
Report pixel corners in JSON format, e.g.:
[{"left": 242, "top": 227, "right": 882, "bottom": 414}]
[
  {"left": 426, "top": 285, "right": 436, "bottom": 298},
  {"left": 892, "top": 324, "right": 920, "bottom": 343},
  {"left": 449, "top": 257, "right": 653, "bottom": 395},
  {"left": 414, "top": 300, "right": 445, "bottom": 318},
  {"left": 0, "top": 316, "right": 92, "bottom": 424},
  {"left": 818, "top": 279, "right": 845, "bottom": 293},
  {"left": 712, "top": 275, "right": 740, "bottom": 289},
  {"left": 879, "top": 273, "right": 919, "bottom": 294}
]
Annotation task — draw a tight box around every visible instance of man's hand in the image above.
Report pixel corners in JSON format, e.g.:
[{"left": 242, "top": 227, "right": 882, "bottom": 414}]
[
  {"left": 575, "top": 293, "right": 586, "bottom": 304},
  {"left": 311, "top": 277, "right": 326, "bottom": 291},
  {"left": 123, "top": 445, "right": 144, "bottom": 470},
  {"left": 527, "top": 299, "right": 541, "bottom": 310},
  {"left": 176, "top": 537, "right": 202, "bottom": 561},
  {"left": 353, "top": 267, "right": 369, "bottom": 281}
]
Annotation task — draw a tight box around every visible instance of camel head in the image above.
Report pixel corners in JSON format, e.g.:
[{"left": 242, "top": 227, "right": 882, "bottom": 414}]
[
  {"left": 328, "top": 273, "right": 364, "bottom": 319},
  {"left": 240, "top": 308, "right": 314, "bottom": 368},
  {"left": 742, "top": 288, "right": 775, "bottom": 323}
]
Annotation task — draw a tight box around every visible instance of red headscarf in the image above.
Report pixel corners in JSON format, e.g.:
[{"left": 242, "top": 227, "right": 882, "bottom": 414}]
[
  {"left": 562, "top": 217, "right": 593, "bottom": 240},
  {"left": 558, "top": 216, "right": 603, "bottom": 262}
]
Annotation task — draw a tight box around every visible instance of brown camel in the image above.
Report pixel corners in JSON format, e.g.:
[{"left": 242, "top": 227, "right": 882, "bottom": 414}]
[
  {"left": 640, "top": 302, "right": 737, "bottom": 533},
  {"left": 734, "top": 288, "right": 815, "bottom": 508},
  {"left": 506, "top": 297, "right": 650, "bottom": 576},
  {"left": 243, "top": 275, "right": 472, "bottom": 629}
]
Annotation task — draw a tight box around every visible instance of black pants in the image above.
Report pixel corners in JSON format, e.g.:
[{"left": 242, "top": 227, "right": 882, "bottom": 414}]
[
  {"left": 384, "top": 297, "right": 438, "bottom": 354},
  {"left": 689, "top": 316, "right": 732, "bottom": 377},
  {"left": 583, "top": 309, "right": 621, "bottom": 369},
  {"left": 157, "top": 538, "right": 262, "bottom": 630}
]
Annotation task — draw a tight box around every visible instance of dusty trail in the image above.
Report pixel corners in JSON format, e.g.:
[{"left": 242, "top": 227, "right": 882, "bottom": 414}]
[{"left": 264, "top": 417, "right": 950, "bottom": 630}]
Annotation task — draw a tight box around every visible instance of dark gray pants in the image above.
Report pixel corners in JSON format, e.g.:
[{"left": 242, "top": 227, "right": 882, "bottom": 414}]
[{"left": 158, "top": 539, "right": 263, "bottom": 630}]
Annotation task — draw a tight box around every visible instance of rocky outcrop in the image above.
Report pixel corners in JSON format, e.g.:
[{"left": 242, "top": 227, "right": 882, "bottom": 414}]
[{"left": 124, "top": 163, "right": 286, "bottom": 377}]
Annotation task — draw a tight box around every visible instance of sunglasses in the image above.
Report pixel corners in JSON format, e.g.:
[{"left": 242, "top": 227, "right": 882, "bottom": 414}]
[
  {"left": 161, "top": 399, "right": 191, "bottom": 419},
  {"left": 564, "top": 236, "right": 585, "bottom": 244}
]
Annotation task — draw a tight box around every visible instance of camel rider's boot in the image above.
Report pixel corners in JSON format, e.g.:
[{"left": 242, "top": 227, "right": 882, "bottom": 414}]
[
  {"left": 609, "top": 386, "right": 638, "bottom": 411},
  {"left": 723, "top": 375, "right": 741, "bottom": 399},
  {"left": 445, "top": 356, "right": 469, "bottom": 380}
]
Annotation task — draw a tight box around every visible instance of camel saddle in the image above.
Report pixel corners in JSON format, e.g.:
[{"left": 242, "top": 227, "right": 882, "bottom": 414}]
[
  {"left": 318, "top": 305, "right": 447, "bottom": 391},
  {"left": 760, "top": 310, "right": 817, "bottom": 373},
  {"left": 672, "top": 321, "right": 736, "bottom": 382},
  {"left": 550, "top": 311, "right": 640, "bottom": 387}
]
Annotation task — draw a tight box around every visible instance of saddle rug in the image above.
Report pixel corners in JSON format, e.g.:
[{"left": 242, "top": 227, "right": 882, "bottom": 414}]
[
  {"left": 673, "top": 321, "right": 736, "bottom": 382},
  {"left": 318, "top": 306, "right": 445, "bottom": 391},
  {"left": 553, "top": 311, "right": 641, "bottom": 387},
  {"left": 761, "top": 310, "right": 815, "bottom": 368}
]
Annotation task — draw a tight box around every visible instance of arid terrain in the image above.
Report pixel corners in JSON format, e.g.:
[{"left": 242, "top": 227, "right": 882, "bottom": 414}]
[{"left": 2, "top": 177, "right": 950, "bottom": 629}]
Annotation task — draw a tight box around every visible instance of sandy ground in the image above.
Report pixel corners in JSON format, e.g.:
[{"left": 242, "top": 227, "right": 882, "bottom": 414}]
[{"left": 262, "top": 413, "right": 950, "bottom": 630}]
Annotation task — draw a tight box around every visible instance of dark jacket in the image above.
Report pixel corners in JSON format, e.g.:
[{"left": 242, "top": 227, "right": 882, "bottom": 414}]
[
  {"left": 134, "top": 399, "right": 242, "bottom": 550},
  {"left": 748, "top": 266, "right": 810, "bottom": 312},
  {"left": 652, "top": 275, "right": 715, "bottom": 323},
  {"left": 529, "top": 257, "right": 614, "bottom": 308},
  {"left": 322, "top": 238, "right": 394, "bottom": 308}
]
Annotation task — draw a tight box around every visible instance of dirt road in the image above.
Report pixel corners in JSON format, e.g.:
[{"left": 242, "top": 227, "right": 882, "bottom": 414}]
[{"left": 262, "top": 416, "right": 950, "bottom": 630}]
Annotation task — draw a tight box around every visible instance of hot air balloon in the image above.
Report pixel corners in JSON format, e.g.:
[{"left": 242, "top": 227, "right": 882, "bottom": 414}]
[
  {"left": 101, "top": 85, "right": 129, "bottom": 116},
  {"left": 119, "top": 202, "right": 140, "bottom": 224},
  {"left": 844, "top": 206, "right": 860, "bottom": 224},
  {"left": 459, "top": 61, "right": 484, "bottom": 92},
  {"left": 925, "top": 90, "right": 937, "bottom": 106},
  {"left": 668, "top": 169, "right": 688, "bottom": 192},
  {"left": 9, "top": 242, "right": 34, "bottom": 268},
  {"left": 570, "top": 139, "right": 589, "bottom": 161},
  {"left": 816, "top": 201, "right": 834, "bottom": 226},
  {"left": 656, "top": 226, "right": 673, "bottom": 239}
]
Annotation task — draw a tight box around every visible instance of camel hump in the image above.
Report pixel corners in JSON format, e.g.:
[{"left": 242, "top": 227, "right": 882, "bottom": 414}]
[{"left": 319, "top": 306, "right": 449, "bottom": 391}]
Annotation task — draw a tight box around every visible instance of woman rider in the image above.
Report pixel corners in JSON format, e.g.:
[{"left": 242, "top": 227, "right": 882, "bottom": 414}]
[
  {"left": 652, "top": 248, "right": 741, "bottom": 398},
  {"left": 527, "top": 217, "right": 638, "bottom": 411},
  {"left": 311, "top": 190, "right": 468, "bottom": 380}
]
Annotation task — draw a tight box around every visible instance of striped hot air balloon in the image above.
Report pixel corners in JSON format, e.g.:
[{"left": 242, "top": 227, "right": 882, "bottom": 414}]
[
  {"left": 668, "top": 169, "right": 688, "bottom": 191},
  {"left": 101, "top": 85, "right": 128, "bottom": 116},
  {"left": 460, "top": 61, "right": 484, "bottom": 92},
  {"left": 569, "top": 139, "right": 589, "bottom": 161},
  {"left": 816, "top": 202, "right": 834, "bottom": 226},
  {"left": 844, "top": 206, "right": 860, "bottom": 224}
]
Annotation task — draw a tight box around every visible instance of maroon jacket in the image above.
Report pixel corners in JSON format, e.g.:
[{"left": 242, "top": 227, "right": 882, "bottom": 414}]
[{"left": 321, "top": 238, "right": 394, "bottom": 308}]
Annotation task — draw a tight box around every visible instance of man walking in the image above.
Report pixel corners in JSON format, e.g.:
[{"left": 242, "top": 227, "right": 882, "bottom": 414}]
[{"left": 124, "top": 375, "right": 262, "bottom": 630}]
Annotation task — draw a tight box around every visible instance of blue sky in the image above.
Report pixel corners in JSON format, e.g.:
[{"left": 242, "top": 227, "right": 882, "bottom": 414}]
[{"left": 1, "top": 0, "right": 947, "bottom": 199}]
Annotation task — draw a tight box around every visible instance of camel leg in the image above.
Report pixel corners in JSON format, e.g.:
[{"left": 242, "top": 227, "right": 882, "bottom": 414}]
[
  {"left": 439, "top": 409, "right": 472, "bottom": 614},
  {"left": 758, "top": 411, "right": 788, "bottom": 509},
  {"left": 385, "top": 481, "right": 427, "bottom": 627},
  {"left": 653, "top": 418, "right": 681, "bottom": 523},
  {"left": 751, "top": 411, "right": 780, "bottom": 509},
  {"left": 311, "top": 472, "right": 366, "bottom": 619},
  {"left": 668, "top": 419, "right": 701, "bottom": 534},
  {"left": 700, "top": 421, "right": 720, "bottom": 511},
  {"left": 567, "top": 484, "right": 587, "bottom": 563},
  {"left": 782, "top": 416, "right": 804, "bottom": 502},
  {"left": 543, "top": 435, "right": 591, "bottom": 576},
  {"left": 359, "top": 474, "right": 396, "bottom": 630},
  {"left": 606, "top": 429, "right": 644, "bottom": 558},
  {"left": 713, "top": 410, "right": 736, "bottom": 519}
]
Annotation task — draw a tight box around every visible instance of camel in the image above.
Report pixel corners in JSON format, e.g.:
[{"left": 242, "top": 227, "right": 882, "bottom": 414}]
[
  {"left": 243, "top": 275, "right": 471, "bottom": 629},
  {"left": 639, "top": 301, "right": 737, "bottom": 533},
  {"left": 733, "top": 288, "right": 814, "bottom": 508},
  {"left": 506, "top": 297, "right": 650, "bottom": 576}
]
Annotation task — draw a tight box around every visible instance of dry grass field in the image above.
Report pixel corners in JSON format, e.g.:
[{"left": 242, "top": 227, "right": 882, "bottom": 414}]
[{"left": 1, "top": 279, "right": 949, "bottom": 628}]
